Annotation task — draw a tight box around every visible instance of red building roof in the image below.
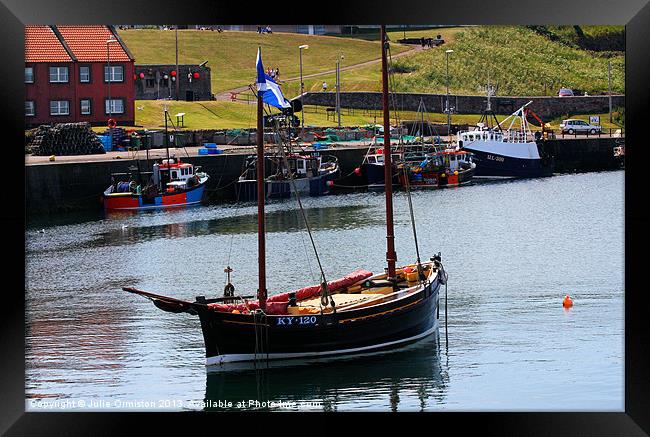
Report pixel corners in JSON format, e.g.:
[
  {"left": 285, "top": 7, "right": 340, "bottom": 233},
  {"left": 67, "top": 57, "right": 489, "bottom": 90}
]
[
  {"left": 56, "top": 25, "right": 133, "bottom": 62},
  {"left": 25, "top": 25, "right": 73, "bottom": 63}
]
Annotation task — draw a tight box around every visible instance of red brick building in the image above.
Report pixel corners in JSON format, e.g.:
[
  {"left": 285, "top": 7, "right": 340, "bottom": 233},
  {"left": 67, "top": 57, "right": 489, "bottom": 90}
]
[{"left": 25, "top": 25, "right": 135, "bottom": 127}]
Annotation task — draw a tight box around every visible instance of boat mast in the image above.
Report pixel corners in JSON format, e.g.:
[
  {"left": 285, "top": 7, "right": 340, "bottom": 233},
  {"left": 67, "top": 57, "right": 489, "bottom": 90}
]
[
  {"left": 381, "top": 25, "right": 397, "bottom": 281},
  {"left": 256, "top": 51, "right": 267, "bottom": 310},
  {"left": 164, "top": 106, "right": 171, "bottom": 165}
]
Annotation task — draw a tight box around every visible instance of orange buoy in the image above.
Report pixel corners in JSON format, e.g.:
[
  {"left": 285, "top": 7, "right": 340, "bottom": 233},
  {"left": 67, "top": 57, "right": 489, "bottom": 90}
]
[{"left": 563, "top": 295, "right": 573, "bottom": 308}]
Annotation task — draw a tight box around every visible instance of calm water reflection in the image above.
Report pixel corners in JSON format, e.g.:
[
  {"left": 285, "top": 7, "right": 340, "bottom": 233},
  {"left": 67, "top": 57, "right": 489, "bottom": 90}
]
[{"left": 25, "top": 172, "right": 624, "bottom": 411}]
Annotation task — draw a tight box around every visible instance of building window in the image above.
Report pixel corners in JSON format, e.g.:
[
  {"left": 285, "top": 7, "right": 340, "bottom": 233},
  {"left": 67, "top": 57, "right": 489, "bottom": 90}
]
[
  {"left": 25, "top": 67, "right": 34, "bottom": 84},
  {"left": 25, "top": 101, "right": 35, "bottom": 116},
  {"left": 80, "top": 99, "right": 92, "bottom": 115},
  {"left": 50, "top": 100, "right": 70, "bottom": 116},
  {"left": 49, "top": 66, "right": 69, "bottom": 83},
  {"left": 104, "top": 65, "right": 124, "bottom": 82},
  {"left": 105, "top": 99, "right": 124, "bottom": 114},
  {"left": 79, "top": 66, "right": 90, "bottom": 83}
]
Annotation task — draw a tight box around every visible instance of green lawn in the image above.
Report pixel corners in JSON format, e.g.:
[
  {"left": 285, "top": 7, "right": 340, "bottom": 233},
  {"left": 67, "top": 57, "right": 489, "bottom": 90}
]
[{"left": 118, "top": 29, "right": 410, "bottom": 95}]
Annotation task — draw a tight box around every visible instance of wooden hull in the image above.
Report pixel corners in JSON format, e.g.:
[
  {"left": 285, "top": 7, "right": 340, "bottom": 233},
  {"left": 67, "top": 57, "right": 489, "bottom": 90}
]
[
  {"left": 197, "top": 270, "right": 442, "bottom": 367},
  {"left": 103, "top": 180, "right": 208, "bottom": 211},
  {"left": 398, "top": 166, "right": 475, "bottom": 188}
]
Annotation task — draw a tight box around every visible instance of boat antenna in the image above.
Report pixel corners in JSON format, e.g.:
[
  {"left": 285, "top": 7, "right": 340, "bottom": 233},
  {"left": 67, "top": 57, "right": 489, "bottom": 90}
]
[
  {"left": 255, "top": 47, "right": 267, "bottom": 310},
  {"left": 381, "top": 24, "right": 397, "bottom": 281}
]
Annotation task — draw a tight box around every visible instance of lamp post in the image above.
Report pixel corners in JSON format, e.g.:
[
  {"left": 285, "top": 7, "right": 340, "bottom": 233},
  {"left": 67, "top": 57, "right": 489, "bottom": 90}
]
[
  {"left": 299, "top": 44, "right": 309, "bottom": 133},
  {"left": 336, "top": 54, "right": 344, "bottom": 128},
  {"left": 106, "top": 38, "right": 118, "bottom": 148},
  {"left": 608, "top": 60, "right": 612, "bottom": 123},
  {"left": 445, "top": 49, "right": 454, "bottom": 141}
]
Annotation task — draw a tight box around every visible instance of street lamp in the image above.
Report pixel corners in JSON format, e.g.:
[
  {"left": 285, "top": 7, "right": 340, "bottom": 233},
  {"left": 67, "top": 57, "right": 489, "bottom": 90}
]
[
  {"left": 299, "top": 44, "right": 309, "bottom": 132},
  {"left": 106, "top": 38, "right": 118, "bottom": 147},
  {"left": 445, "top": 49, "right": 454, "bottom": 141}
]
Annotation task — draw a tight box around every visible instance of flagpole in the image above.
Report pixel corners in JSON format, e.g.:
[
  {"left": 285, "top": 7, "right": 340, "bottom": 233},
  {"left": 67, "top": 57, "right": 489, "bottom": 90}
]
[{"left": 256, "top": 47, "right": 267, "bottom": 310}]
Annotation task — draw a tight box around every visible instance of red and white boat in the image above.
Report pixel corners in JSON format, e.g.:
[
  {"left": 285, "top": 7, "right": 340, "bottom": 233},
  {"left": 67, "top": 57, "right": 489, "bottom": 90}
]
[{"left": 102, "top": 157, "right": 209, "bottom": 211}]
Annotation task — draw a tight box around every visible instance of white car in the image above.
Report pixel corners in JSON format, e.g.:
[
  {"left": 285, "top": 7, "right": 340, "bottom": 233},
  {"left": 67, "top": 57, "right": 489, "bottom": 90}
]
[{"left": 559, "top": 119, "right": 602, "bottom": 135}]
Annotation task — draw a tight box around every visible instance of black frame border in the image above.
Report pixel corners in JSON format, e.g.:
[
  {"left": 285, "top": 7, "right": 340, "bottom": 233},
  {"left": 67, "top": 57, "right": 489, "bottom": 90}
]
[{"left": 4, "top": 0, "right": 649, "bottom": 434}]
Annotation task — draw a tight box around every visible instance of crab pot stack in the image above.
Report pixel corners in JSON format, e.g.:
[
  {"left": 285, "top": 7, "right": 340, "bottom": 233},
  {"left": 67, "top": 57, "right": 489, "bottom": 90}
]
[
  {"left": 102, "top": 128, "right": 126, "bottom": 148},
  {"left": 30, "top": 123, "right": 106, "bottom": 156}
]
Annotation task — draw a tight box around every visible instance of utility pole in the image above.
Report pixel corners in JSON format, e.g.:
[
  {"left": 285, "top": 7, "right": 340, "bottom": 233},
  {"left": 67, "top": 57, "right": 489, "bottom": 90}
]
[
  {"left": 445, "top": 49, "right": 454, "bottom": 141},
  {"left": 336, "top": 57, "right": 341, "bottom": 128},
  {"left": 175, "top": 27, "right": 180, "bottom": 101},
  {"left": 299, "top": 45, "right": 309, "bottom": 133}
]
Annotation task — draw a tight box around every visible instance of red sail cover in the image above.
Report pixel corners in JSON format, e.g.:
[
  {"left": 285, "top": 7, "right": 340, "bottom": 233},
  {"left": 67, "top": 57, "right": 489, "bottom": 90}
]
[
  {"left": 207, "top": 269, "right": 373, "bottom": 314},
  {"left": 267, "top": 268, "right": 374, "bottom": 303}
]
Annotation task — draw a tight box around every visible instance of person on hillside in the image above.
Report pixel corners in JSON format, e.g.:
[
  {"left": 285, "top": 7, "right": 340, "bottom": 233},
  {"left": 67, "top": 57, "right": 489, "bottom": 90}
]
[
  {"left": 322, "top": 82, "right": 328, "bottom": 92},
  {"left": 275, "top": 68, "right": 280, "bottom": 79}
]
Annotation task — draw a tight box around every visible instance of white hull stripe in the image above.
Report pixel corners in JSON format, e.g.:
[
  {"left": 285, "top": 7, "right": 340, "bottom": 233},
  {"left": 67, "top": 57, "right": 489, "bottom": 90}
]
[{"left": 206, "top": 321, "right": 439, "bottom": 366}]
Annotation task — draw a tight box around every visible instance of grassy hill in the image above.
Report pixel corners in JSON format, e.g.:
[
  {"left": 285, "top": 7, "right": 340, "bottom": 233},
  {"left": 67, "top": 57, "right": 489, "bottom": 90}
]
[
  {"left": 117, "top": 29, "right": 410, "bottom": 94},
  {"left": 116, "top": 26, "right": 625, "bottom": 130},
  {"left": 321, "top": 26, "right": 625, "bottom": 97},
  {"left": 526, "top": 25, "right": 625, "bottom": 52}
]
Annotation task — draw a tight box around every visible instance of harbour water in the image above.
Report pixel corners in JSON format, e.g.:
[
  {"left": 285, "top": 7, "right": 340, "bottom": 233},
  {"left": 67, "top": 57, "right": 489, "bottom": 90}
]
[{"left": 25, "top": 171, "right": 624, "bottom": 411}]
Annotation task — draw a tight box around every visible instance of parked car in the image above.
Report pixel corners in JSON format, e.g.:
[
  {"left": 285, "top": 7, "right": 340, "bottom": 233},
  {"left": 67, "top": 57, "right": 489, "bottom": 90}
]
[
  {"left": 558, "top": 88, "right": 574, "bottom": 97},
  {"left": 559, "top": 119, "right": 602, "bottom": 135}
]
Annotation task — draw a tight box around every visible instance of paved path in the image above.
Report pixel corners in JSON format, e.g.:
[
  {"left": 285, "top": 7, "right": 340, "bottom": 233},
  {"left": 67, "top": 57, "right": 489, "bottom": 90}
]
[
  {"left": 214, "top": 44, "right": 427, "bottom": 102},
  {"left": 25, "top": 132, "right": 622, "bottom": 166}
]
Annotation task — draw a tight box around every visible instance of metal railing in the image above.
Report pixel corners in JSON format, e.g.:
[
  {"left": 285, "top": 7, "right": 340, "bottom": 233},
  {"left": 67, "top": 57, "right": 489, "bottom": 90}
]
[{"left": 557, "top": 127, "right": 625, "bottom": 139}]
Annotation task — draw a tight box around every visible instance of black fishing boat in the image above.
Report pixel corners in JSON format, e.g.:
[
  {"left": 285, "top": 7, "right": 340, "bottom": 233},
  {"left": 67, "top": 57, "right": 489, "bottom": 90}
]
[
  {"left": 235, "top": 151, "right": 339, "bottom": 201},
  {"left": 124, "top": 28, "right": 447, "bottom": 368}
]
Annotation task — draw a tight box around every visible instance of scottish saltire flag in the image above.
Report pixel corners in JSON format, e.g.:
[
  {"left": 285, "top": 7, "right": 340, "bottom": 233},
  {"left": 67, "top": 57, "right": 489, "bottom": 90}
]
[{"left": 255, "top": 47, "right": 291, "bottom": 109}]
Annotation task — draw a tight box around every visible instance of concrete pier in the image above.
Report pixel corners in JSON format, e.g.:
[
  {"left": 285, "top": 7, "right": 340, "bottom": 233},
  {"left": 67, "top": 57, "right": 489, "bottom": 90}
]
[{"left": 25, "top": 136, "right": 622, "bottom": 215}]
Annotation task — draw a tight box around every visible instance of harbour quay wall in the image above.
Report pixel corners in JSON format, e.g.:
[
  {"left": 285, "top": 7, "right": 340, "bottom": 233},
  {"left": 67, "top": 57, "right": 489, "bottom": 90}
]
[
  {"left": 25, "top": 147, "right": 368, "bottom": 215},
  {"left": 539, "top": 137, "right": 622, "bottom": 173},
  {"left": 297, "top": 92, "right": 625, "bottom": 121}
]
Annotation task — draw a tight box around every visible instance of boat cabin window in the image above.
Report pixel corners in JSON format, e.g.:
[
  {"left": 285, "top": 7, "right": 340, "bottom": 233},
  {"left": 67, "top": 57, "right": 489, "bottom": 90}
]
[
  {"left": 368, "top": 156, "right": 377, "bottom": 164},
  {"left": 469, "top": 135, "right": 474, "bottom": 141},
  {"left": 171, "top": 170, "right": 178, "bottom": 179}
]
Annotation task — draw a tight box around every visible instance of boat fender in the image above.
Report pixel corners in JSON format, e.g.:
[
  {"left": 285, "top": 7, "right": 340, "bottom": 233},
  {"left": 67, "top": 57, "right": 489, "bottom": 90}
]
[{"left": 265, "top": 301, "right": 289, "bottom": 315}]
